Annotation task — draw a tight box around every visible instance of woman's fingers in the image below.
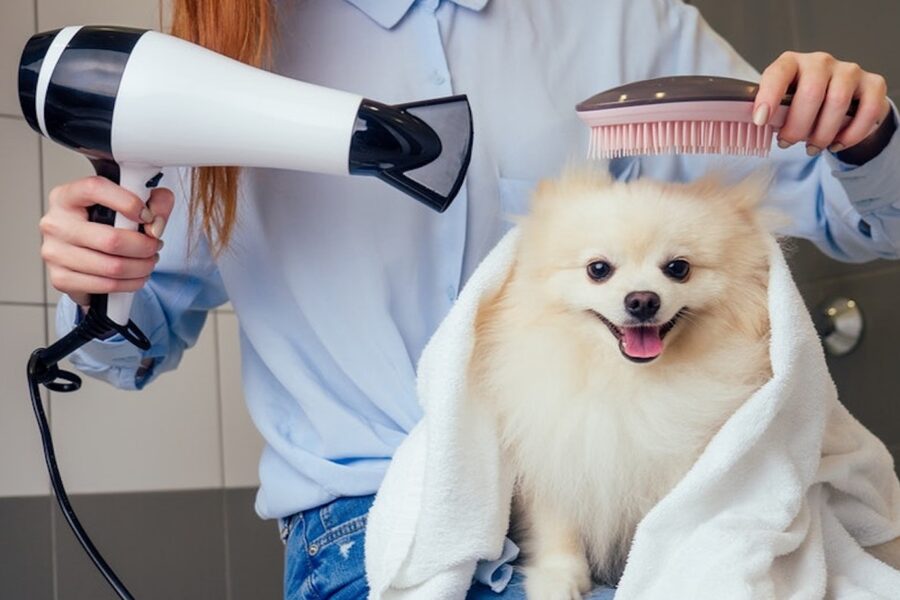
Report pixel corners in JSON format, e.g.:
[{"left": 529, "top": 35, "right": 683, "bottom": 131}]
[
  {"left": 42, "top": 237, "right": 159, "bottom": 281},
  {"left": 756, "top": 51, "right": 891, "bottom": 154},
  {"left": 807, "top": 62, "right": 862, "bottom": 154},
  {"left": 48, "top": 264, "right": 150, "bottom": 297},
  {"left": 49, "top": 175, "right": 152, "bottom": 225},
  {"left": 831, "top": 73, "right": 891, "bottom": 151},
  {"left": 41, "top": 213, "right": 162, "bottom": 259},
  {"left": 144, "top": 187, "right": 174, "bottom": 239},
  {"left": 775, "top": 53, "right": 832, "bottom": 148},
  {"left": 754, "top": 52, "right": 799, "bottom": 128}
]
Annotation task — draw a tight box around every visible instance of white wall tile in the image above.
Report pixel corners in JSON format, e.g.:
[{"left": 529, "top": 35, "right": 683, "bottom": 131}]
[
  {"left": 51, "top": 316, "right": 223, "bottom": 493},
  {"left": 37, "top": 0, "right": 163, "bottom": 32},
  {"left": 0, "top": 118, "right": 44, "bottom": 304},
  {"left": 0, "top": 305, "right": 49, "bottom": 497},
  {"left": 217, "top": 312, "right": 263, "bottom": 488},
  {"left": 0, "top": 1, "right": 34, "bottom": 116}
]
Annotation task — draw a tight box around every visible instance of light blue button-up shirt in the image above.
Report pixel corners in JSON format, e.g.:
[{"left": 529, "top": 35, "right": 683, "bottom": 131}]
[{"left": 59, "top": 0, "right": 900, "bottom": 520}]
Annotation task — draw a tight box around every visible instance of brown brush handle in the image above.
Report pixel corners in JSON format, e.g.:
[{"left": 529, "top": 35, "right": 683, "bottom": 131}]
[{"left": 577, "top": 76, "right": 858, "bottom": 117}]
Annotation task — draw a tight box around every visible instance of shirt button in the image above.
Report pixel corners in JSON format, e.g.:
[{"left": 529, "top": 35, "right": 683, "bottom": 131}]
[
  {"left": 446, "top": 285, "right": 457, "bottom": 301},
  {"left": 308, "top": 543, "right": 319, "bottom": 556},
  {"left": 431, "top": 71, "right": 447, "bottom": 86}
]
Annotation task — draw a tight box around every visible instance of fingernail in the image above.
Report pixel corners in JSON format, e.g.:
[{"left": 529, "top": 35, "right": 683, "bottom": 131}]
[
  {"left": 153, "top": 253, "right": 160, "bottom": 263},
  {"left": 752, "top": 104, "right": 770, "bottom": 127},
  {"left": 806, "top": 144, "right": 821, "bottom": 157},
  {"left": 149, "top": 215, "right": 166, "bottom": 239},
  {"left": 777, "top": 138, "right": 792, "bottom": 149},
  {"left": 157, "top": 239, "right": 165, "bottom": 250},
  {"left": 140, "top": 207, "right": 154, "bottom": 224},
  {"left": 828, "top": 142, "right": 844, "bottom": 153}
]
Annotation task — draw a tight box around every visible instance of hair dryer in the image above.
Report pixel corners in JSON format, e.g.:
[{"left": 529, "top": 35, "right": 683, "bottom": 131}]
[
  {"left": 19, "top": 25, "right": 473, "bottom": 329},
  {"left": 18, "top": 25, "right": 474, "bottom": 600}
]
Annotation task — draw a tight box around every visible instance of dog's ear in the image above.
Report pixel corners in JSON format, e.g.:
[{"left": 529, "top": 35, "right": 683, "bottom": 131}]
[
  {"left": 693, "top": 168, "right": 789, "bottom": 234},
  {"left": 529, "top": 165, "right": 614, "bottom": 214},
  {"left": 726, "top": 169, "right": 773, "bottom": 212},
  {"left": 558, "top": 164, "right": 614, "bottom": 191},
  {"left": 688, "top": 169, "right": 771, "bottom": 212}
]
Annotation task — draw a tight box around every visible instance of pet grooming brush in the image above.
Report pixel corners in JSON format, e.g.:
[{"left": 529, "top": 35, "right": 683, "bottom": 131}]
[{"left": 577, "top": 75, "right": 857, "bottom": 159}]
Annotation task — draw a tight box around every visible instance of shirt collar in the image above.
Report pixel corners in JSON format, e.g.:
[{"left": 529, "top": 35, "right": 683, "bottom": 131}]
[{"left": 346, "top": 0, "right": 489, "bottom": 30}]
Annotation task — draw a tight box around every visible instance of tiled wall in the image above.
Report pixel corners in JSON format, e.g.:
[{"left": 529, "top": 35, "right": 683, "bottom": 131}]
[
  {"left": 2, "top": 1, "right": 900, "bottom": 599},
  {"left": 0, "top": 1, "right": 281, "bottom": 599},
  {"left": 687, "top": 0, "right": 900, "bottom": 466}
]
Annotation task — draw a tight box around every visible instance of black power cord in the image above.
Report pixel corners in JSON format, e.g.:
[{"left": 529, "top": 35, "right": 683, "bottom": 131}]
[{"left": 27, "top": 310, "right": 151, "bottom": 600}]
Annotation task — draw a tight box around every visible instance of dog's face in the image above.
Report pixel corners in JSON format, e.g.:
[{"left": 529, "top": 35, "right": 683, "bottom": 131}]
[{"left": 516, "top": 170, "right": 771, "bottom": 364}]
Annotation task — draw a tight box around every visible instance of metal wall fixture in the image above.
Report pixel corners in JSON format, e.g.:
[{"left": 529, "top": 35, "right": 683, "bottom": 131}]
[{"left": 814, "top": 297, "right": 864, "bottom": 357}]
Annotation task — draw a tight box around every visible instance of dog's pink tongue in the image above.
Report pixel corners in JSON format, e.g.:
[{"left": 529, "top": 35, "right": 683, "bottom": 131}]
[{"left": 622, "top": 326, "right": 663, "bottom": 359}]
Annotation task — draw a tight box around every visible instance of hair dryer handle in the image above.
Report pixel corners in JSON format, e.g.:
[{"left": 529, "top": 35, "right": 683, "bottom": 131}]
[{"left": 86, "top": 159, "right": 162, "bottom": 326}]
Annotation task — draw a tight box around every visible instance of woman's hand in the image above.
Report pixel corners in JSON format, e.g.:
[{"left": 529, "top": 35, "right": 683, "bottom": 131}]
[
  {"left": 40, "top": 176, "right": 175, "bottom": 308},
  {"left": 753, "top": 51, "right": 891, "bottom": 156}
]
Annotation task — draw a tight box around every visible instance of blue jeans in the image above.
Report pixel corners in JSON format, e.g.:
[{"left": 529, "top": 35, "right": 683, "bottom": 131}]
[{"left": 282, "top": 495, "right": 617, "bottom": 599}]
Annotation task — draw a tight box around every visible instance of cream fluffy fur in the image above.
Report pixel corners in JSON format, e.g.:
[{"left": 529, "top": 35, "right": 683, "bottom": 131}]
[{"left": 469, "top": 170, "right": 899, "bottom": 599}]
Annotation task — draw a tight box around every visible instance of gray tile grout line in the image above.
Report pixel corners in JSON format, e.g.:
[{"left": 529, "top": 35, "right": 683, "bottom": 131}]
[
  {"left": 0, "top": 113, "right": 24, "bottom": 121},
  {"left": 213, "top": 312, "right": 234, "bottom": 600}
]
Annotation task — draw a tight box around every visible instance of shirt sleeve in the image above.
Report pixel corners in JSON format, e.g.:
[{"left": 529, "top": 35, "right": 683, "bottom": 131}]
[
  {"left": 615, "top": 0, "right": 900, "bottom": 261},
  {"left": 55, "top": 168, "right": 228, "bottom": 390}
]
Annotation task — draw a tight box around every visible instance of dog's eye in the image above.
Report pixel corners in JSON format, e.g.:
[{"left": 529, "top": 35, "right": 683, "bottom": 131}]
[
  {"left": 586, "top": 261, "right": 614, "bottom": 281},
  {"left": 663, "top": 259, "right": 691, "bottom": 281}
]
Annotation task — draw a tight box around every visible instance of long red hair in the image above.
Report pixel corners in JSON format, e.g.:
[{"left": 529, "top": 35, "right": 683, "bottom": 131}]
[{"left": 168, "top": 0, "right": 274, "bottom": 252}]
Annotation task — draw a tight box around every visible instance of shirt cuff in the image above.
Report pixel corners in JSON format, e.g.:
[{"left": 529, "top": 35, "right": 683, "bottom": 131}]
[
  {"left": 56, "top": 296, "right": 156, "bottom": 390},
  {"left": 826, "top": 100, "right": 900, "bottom": 217}
]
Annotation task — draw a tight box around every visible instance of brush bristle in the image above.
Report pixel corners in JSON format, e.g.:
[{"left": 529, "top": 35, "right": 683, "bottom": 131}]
[{"left": 587, "top": 120, "right": 775, "bottom": 159}]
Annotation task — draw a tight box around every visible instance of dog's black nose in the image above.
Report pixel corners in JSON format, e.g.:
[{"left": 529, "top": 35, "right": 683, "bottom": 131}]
[{"left": 624, "top": 291, "right": 660, "bottom": 321}]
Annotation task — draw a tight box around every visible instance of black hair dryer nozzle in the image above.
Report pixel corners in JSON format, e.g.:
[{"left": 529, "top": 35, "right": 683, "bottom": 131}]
[{"left": 349, "top": 95, "right": 473, "bottom": 212}]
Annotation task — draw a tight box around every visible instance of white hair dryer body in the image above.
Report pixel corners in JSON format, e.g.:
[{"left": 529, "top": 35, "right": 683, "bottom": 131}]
[{"left": 19, "top": 25, "right": 473, "bottom": 329}]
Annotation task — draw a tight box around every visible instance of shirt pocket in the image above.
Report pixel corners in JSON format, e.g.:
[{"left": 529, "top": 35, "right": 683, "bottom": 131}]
[{"left": 498, "top": 176, "right": 538, "bottom": 221}]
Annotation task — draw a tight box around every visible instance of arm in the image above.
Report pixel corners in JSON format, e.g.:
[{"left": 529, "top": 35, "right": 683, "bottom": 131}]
[
  {"left": 51, "top": 168, "right": 228, "bottom": 390},
  {"left": 622, "top": 0, "right": 900, "bottom": 261}
]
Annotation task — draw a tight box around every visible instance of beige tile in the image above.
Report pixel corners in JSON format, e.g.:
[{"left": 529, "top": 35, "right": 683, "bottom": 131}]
[
  {"left": 37, "top": 0, "right": 164, "bottom": 32},
  {"left": 0, "top": 117, "right": 44, "bottom": 303},
  {"left": 0, "top": 305, "right": 49, "bottom": 497},
  {"left": 0, "top": 1, "right": 34, "bottom": 116},
  {"left": 50, "top": 316, "right": 224, "bottom": 493},
  {"left": 217, "top": 312, "right": 263, "bottom": 488}
]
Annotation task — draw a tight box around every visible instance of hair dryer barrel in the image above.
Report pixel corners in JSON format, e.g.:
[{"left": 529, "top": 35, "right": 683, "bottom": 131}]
[
  {"left": 19, "top": 25, "right": 473, "bottom": 212},
  {"left": 113, "top": 31, "right": 361, "bottom": 174},
  {"left": 19, "top": 25, "right": 473, "bottom": 327}
]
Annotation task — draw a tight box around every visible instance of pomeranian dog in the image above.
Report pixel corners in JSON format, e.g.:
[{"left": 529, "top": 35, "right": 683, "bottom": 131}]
[{"left": 469, "top": 169, "right": 899, "bottom": 599}]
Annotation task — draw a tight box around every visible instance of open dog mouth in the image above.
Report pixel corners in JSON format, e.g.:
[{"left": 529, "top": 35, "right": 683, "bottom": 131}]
[{"left": 589, "top": 309, "right": 685, "bottom": 363}]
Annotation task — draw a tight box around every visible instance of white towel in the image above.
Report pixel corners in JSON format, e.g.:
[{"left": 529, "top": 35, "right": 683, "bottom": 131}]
[{"left": 365, "top": 229, "right": 900, "bottom": 599}]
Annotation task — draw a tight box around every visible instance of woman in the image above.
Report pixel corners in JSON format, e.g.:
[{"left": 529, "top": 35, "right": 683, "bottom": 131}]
[{"left": 39, "top": 0, "right": 900, "bottom": 597}]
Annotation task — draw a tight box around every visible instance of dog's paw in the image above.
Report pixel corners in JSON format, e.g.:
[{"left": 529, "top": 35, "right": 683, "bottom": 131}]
[{"left": 523, "top": 554, "right": 591, "bottom": 600}]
